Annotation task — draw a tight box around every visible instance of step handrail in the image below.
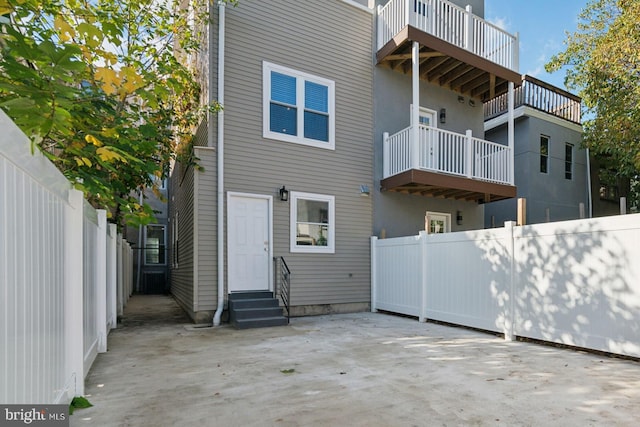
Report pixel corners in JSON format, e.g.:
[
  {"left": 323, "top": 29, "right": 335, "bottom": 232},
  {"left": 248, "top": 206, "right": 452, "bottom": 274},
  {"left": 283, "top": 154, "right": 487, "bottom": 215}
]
[{"left": 273, "top": 256, "right": 291, "bottom": 323}]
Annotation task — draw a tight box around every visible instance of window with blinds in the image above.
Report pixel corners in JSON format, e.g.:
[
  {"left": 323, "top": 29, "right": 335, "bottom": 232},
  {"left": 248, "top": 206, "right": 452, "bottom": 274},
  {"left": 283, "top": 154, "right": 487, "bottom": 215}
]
[{"left": 263, "top": 62, "right": 335, "bottom": 149}]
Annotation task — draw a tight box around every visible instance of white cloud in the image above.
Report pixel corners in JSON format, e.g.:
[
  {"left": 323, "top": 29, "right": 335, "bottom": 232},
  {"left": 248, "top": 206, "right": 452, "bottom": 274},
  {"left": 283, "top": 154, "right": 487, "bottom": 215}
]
[{"left": 488, "top": 16, "right": 510, "bottom": 32}]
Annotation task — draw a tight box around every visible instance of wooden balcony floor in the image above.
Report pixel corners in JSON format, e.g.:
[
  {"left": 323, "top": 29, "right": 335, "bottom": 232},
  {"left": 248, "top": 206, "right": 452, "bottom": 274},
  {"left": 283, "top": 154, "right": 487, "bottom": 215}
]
[
  {"left": 377, "top": 26, "right": 521, "bottom": 101},
  {"left": 381, "top": 169, "right": 516, "bottom": 203}
]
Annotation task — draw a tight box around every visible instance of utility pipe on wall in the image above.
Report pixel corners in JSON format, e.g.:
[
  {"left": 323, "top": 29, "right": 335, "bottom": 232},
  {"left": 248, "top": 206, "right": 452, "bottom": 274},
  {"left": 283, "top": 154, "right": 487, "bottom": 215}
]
[
  {"left": 135, "top": 189, "right": 143, "bottom": 292},
  {"left": 213, "top": 1, "right": 226, "bottom": 326},
  {"left": 507, "top": 81, "right": 515, "bottom": 185}
]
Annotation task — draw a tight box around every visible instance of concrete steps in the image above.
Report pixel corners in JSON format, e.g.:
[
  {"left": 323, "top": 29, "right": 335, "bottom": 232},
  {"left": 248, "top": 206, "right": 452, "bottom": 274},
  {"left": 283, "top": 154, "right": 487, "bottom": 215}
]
[{"left": 228, "top": 291, "right": 288, "bottom": 329}]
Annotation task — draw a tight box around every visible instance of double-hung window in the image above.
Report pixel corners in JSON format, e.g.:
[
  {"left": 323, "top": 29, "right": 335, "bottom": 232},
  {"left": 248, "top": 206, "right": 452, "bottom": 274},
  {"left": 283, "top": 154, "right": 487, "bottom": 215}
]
[
  {"left": 145, "top": 224, "right": 166, "bottom": 265},
  {"left": 540, "top": 135, "right": 549, "bottom": 174},
  {"left": 564, "top": 143, "right": 573, "bottom": 180},
  {"left": 263, "top": 62, "right": 335, "bottom": 150},
  {"left": 290, "top": 192, "right": 335, "bottom": 253}
]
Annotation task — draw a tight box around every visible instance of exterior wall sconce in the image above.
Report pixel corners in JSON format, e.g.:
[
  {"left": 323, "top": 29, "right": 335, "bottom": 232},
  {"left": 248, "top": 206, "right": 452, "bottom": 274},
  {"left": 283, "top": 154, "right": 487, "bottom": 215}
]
[
  {"left": 279, "top": 185, "right": 289, "bottom": 202},
  {"left": 468, "top": 99, "right": 476, "bottom": 107},
  {"left": 457, "top": 95, "right": 465, "bottom": 103},
  {"left": 439, "top": 108, "right": 446, "bottom": 124},
  {"left": 456, "top": 210, "right": 463, "bottom": 225},
  {"left": 360, "top": 184, "right": 370, "bottom": 197}
]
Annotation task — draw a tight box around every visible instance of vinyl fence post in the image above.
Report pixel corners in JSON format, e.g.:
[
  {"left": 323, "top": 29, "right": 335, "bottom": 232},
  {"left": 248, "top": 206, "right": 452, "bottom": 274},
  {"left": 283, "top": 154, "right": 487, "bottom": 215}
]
[
  {"left": 107, "top": 224, "right": 118, "bottom": 329},
  {"left": 64, "top": 189, "right": 85, "bottom": 397},
  {"left": 419, "top": 231, "right": 428, "bottom": 323},
  {"left": 370, "top": 236, "right": 378, "bottom": 313},
  {"left": 117, "top": 234, "right": 124, "bottom": 316},
  {"left": 96, "top": 210, "right": 107, "bottom": 353},
  {"left": 504, "top": 221, "right": 517, "bottom": 341}
]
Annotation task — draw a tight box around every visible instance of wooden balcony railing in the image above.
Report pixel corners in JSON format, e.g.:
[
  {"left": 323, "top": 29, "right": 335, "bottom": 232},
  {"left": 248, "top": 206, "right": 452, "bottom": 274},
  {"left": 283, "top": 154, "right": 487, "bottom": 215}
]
[
  {"left": 377, "top": 0, "right": 519, "bottom": 71},
  {"left": 483, "top": 75, "right": 582, "bottom": 124},
  {"left": 383, "top": 125, "right": 513, "bottom": 185}
]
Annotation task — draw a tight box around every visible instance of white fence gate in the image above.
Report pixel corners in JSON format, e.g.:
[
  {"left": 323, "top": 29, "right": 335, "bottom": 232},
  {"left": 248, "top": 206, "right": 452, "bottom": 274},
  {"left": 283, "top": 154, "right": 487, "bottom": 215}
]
[
  {"left": 372, "top": 216, "right": 640, "bottom": 358},
  {"left": 0, "top": 111, "right": 133, "bottom": 404}
]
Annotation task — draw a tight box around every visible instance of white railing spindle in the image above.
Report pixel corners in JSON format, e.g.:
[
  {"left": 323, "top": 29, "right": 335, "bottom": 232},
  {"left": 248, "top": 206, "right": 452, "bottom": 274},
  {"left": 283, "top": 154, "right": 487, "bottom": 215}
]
[
  {"left": 384, "top": 124, "right": 513, "bottom": 185},
  {"left": 483, "top": 76, "right": 582, "bottom": 124}
]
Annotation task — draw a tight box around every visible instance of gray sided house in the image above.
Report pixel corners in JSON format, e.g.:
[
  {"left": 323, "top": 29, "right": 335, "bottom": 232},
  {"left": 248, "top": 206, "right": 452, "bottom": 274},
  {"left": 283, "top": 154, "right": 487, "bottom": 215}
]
[
  {"left": 483, "top": 75, "right": 589, "bottom": 226},
  {"left": 169, "top": 0, "right": 374, "bottom": 323},
  {"left": 373, "top": 0, "right": 518, "bottom": 238}
]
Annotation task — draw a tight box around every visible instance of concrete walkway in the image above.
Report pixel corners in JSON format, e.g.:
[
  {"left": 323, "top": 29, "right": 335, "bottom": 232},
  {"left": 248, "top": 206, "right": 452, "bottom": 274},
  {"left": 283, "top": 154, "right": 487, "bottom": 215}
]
[{"left": 71, "top": 295, "right": 640, "bottom": 427}]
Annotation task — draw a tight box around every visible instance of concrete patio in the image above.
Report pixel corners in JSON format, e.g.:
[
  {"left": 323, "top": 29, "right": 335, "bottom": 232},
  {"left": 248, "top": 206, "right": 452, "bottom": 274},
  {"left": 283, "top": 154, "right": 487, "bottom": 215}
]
[{"left": 71, "top": 295, "right": 640, "bottom": 426}]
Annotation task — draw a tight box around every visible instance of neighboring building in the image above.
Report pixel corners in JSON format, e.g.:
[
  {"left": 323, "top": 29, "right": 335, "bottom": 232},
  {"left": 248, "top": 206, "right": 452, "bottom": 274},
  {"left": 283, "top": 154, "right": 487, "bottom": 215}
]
[
  {"left": 373, "top": 0, "right": 518, "bottom": 237},
  {"left": 483, "top": 75, "right": 589, "bottom": 226},
  {"left": 125, "top": 178, "right": 170, "bottom": 294},
  {"left": 590, "top": 156, "right": 633, "bottom": 217},
  {"left": 169, "top": 0, "right": 374, "bottom": 323}
]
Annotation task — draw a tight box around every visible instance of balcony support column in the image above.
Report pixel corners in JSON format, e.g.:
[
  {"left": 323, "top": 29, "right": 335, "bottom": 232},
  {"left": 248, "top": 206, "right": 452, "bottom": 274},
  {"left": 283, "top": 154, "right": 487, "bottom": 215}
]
[
  {"left": 508, "top": 81, "right": 515, "bottom": 184},
  {"left": 411, "top": 41, "right": 420, "bottom": 169}
]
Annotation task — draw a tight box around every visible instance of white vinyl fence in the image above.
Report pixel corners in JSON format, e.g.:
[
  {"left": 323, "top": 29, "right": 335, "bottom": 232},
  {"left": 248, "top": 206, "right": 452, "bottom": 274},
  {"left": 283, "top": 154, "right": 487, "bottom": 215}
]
[
  {"left": 0, "top": 111, "right": 133, "bottom": 404},
  {"left": 372, "top": 216, "right": 640, "bottom": 358}
]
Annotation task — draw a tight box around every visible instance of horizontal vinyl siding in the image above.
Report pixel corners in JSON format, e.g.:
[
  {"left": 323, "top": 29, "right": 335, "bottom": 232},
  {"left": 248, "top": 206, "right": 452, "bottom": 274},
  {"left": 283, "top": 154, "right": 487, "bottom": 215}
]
[
  {"left": 223, "top": 0, "right": 374, "bottom": 306},
  {"left": 194, "top": 147, "right": 217, "bottom": 310},
  {"left": 169, "top": 122, "right": 208, "bottom": 319}
]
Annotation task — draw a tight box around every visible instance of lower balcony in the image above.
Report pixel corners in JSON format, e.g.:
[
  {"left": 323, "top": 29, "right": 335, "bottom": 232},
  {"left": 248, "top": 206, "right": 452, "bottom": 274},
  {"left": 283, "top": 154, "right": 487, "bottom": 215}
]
[{"left": 382, "top": 125, "right": 516, "bottom": 203}]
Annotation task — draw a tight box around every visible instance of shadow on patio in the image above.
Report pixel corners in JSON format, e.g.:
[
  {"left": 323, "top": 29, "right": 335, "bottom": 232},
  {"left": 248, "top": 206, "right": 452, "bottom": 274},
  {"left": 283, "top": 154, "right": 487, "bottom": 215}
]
[{"left": 72, "top": 295, "right": 640, "bottom": 427}]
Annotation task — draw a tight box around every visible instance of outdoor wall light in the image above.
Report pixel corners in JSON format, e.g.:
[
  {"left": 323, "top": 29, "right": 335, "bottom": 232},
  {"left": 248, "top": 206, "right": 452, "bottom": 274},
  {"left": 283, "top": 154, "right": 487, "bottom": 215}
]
[
  {"left": 456, "top": 210, "right": 463, "bottom": 225},
  {"left": 457, "top": 95, "right": 465, "bottom": 103},
  {"left": 360, "top": 184, "right": 370, "bottom": 197},
  {"left": 279, "top": 185, "right": 289, "bottom": 202},
  {"left": 439, "top": 108, "right": 446, "bottom": 124},
  {"left": 468, "top": 99, "right": 476, "bottom": 107}
]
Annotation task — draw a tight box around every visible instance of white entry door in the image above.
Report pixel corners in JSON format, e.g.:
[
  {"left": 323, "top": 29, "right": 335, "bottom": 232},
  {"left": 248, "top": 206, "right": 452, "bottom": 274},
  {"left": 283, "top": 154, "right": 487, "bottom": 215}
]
[{"left": 227, "top": 193, "right": 272, "bottom": 292}]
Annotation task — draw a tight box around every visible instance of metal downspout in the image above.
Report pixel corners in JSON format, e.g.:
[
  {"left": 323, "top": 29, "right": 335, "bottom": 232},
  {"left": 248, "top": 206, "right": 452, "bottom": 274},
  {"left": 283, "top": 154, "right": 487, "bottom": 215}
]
[
  {"left": 213, "top": 0, "right": 225, "bottom": 326},
  {"left": 136, "top": 189, "right": 143, "bottom": 292}
]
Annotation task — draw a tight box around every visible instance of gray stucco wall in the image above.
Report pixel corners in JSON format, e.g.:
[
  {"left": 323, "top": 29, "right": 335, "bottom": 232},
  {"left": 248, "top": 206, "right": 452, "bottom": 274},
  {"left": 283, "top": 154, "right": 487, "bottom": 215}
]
[
  {"left": 484, "top": 112, "right": 588, "bottom": 226},
  {"left": 373, "top": 63, "right": 487, "bottom": 238}
]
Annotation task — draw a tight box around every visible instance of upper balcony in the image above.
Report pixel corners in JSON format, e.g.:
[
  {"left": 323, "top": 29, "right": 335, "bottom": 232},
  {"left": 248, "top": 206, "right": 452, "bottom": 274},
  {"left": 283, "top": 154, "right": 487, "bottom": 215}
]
[
  {"left": 377, "top": 0, "right": 520, "bottom": 100},
  {"left": 484, "top": 74, "right": 582, "bottom": 124},
  {"left": 381, "top": 124, "right": 516, "bottom": 203}
]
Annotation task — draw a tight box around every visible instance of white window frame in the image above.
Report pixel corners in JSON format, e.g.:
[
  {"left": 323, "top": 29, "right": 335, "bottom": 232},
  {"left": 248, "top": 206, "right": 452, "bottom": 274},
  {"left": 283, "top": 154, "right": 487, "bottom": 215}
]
[
  {"left": 540, "top": 135, "right": 550, "bottom": 174},
  {"left": 263, "top": 61, "right": 335, "bottom": 150},
  {"left": 290, "top": 192, "right": 335, "bottom": 254},
  {"left": 410, "top": 104, "right": 438, "bottom": 128},
  {"left": 564, "top": 142, "right": 573, "bottom": 180},
  {"left": 144, "top": 224, "right": 166, "bottom": 266},
  {"left": 425, "top": 211, "right": 451, "bottom": 234}
]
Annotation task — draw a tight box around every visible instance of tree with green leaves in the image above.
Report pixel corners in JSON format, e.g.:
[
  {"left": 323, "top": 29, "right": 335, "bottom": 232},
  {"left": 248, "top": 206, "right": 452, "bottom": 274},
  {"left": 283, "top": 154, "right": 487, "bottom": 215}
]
[
  {"left": 546, "top": 0, "right": 640, "bottom": 190},
  {"left": 0, "top": 0, "right": 223, "bottom": 225}
]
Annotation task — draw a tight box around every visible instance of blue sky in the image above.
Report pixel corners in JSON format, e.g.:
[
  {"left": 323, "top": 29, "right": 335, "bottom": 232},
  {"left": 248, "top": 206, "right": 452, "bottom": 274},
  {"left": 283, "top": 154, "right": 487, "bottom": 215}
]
[{"left": 485, "top": 0, "right": 589, "bottom": 93}]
